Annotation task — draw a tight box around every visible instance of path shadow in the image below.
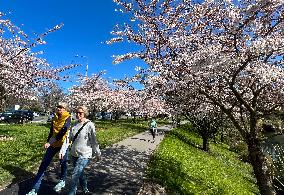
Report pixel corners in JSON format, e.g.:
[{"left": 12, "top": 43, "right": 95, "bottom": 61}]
[
  {"left": 131, "top": 137, "right": 147, "bottom": 141},
  {"left": 1, "top": 145, "right": 152, "bottom": 195},
  {"left": 0, "top": 164, "right": 61, "bottom": 195},
  {"left": 169, "top": 130, "right": 203, "bottom": 150},
  {"left": 84, "top": 145, "right": 150, "bottom": 194},
  {"left": 1, "top": 165, "right": 35, "bottom": 195},
  {"left": 130, "top": 127, "right": 170, "bottom": 143},
  {"left": 2, "top": 165, "right": 34, "bottom": 184}
]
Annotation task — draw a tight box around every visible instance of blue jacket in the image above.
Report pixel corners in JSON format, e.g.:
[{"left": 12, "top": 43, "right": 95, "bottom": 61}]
[{"left": 150, "top": 120, "right": 157, "bottom": 128}]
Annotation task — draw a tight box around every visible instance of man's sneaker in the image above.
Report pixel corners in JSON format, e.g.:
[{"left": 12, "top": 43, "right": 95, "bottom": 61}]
[
  {"left": 53, "top": 180, "right": 65, "bottom": 192},
  {"left": 26, "top": 189, "right": 37, "bottom": 195}
]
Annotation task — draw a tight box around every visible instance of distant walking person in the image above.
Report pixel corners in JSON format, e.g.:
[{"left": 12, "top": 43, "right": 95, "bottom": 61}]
[
  {"left": 59, "top": 106, "right": 101, "bottom": 195},
  {"left": 26, "top": 102, "right": 71, "bottom": 195},
  {"left": 149, "top": 118, "right": 157, "bottom": 142}
]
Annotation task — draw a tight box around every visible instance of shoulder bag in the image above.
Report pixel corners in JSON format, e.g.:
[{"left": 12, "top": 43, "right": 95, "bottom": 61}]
[{"left": 69, "top": 121, "right": 90, "bottom": 145}]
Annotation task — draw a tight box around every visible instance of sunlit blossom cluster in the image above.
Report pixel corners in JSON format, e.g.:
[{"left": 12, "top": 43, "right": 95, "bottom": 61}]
[
  {"left": 0, "top": 14, "right": 75, "bottom": 110},
  {"left": 66, "top": 73, "right": 168, "bottom": 117}
]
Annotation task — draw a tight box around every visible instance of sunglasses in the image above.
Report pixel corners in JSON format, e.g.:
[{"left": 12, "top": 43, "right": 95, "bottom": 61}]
[
  {"left": 57, "top": 106, "right": 65, "bottom": 109},
  {"left": 76, "top": 111, "right": 84, "bottom": 115}
]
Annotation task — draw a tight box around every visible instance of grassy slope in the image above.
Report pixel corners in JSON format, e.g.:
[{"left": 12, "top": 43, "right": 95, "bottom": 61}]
[{"left": 147, "top": 124, "right": 260, "bottom": 195}]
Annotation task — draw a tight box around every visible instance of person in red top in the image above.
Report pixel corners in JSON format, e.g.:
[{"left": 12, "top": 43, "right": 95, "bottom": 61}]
[{"left": 26, "top": 102, "right": 71, "bottom": 195}]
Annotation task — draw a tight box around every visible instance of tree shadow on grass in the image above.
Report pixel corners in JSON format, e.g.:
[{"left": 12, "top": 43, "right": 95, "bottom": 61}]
[
  {"left": 0, "top": 152, "right": 43, "bottom": 188},
  {"left": 166, "top": 129, "right": 259, "bottom": 194},
  {"left": 0, "top": 165, "right": 35, "bottom": 195},
  {"left": 148, "top": 156, "right": 234, "bottom": 195},
  {"left": 169, "top": 130, "right": 203, "bottom": 150},
  {"left": 148, "top": 156, "right": 195, "bottom": 195},
  {"left": 0, "top": 154, "right": 60, "bottom": 195},
  {"left": 2, "top": 165, "right": 34, "bottom": 183}
]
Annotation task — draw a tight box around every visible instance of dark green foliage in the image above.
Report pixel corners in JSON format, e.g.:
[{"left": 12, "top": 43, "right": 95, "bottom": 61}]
[{"left": 230, "top": 141, "right": 250, "bottom": 162}]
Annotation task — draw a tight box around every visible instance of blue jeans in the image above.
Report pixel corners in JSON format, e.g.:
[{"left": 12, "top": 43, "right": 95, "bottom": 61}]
[
  {"left": 68, "top": 156, "right": 90, "bottom": 195},
  {"left": 32, "top": 146, "right": 68, "bottom": 192}
]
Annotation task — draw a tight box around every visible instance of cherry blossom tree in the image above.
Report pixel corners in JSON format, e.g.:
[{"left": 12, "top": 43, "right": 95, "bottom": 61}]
[
  {"left": 109, "top": 0, "right": 284, "bottom": 194},
  {"left": 67, "top": 74, "right": 169, "bottom": 122},
  {"left": 0, "top": 12, "right": 76, "bottom": 111},
  {"left": 37, "top": 82, "right": 67, "bottom": 112},
  {"left": 66, "top": 72, "right": 112, "bottom": 115},
  {"left": 112, "top": 77, "right": 171, "bottom": 120},
  {"left": 188, "top": 103, "right": 224, "bottom": 151}
]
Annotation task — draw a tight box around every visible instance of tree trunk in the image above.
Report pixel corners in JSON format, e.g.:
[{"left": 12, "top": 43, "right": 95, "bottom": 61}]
[
  {"left": 220, "top": 131, "right": 224, "bottom": 143},
  {"left": 91, "top": 107, "right": 97, "bottom": 121},
  {"left": 202, "top": 136, "right": 209, "bottom": 151},
  {"left": 144, "top": 115, "right": 148, "bottom": 121},
  {"left": 0, "top": 85, "right": 6, "bottom": 112},
  {"left": 114, "top": 111, "right": 119, "bottom": 122},
  {"left": 247, "top": 136, "right": 276, "bottom": 195},
  {"left": 176, "top": 118, "right": 181, "bottom": 127}
]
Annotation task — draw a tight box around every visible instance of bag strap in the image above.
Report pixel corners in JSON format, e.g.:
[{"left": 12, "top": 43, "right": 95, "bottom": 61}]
[{"left": 70, "top": 121, "right": 90, "bottom": 145}]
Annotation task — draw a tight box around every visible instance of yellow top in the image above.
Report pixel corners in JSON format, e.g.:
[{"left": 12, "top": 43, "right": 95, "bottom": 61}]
[{"left": 51, "top": 111, "right": 71, "bottom": 147}]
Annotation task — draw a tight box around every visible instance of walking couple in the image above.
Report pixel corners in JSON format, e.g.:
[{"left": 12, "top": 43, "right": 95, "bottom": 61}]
[{"left": 27, "top": 102, "right": 101, "bottom": 195}]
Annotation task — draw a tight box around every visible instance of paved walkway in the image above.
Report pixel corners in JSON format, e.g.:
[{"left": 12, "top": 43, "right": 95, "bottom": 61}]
[{"left": 0, "top": 125, "right": 172, "bottom": 195}]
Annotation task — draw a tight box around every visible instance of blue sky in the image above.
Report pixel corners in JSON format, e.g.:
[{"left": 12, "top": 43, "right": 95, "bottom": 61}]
[{"left": 1, "top": 0, "right": 145, "bottom": 90}]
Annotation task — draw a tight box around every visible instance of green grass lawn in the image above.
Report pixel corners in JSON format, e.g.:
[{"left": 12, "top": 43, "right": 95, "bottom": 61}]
[
  {"left": 146, "top": 124, "right": 260, "bottom": 195},
  {"left": 0, "top": 119, "right": 148, "bottom": 188},
  {"left": 95, "top": 119, "right": 148, "bottom": 147}
]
